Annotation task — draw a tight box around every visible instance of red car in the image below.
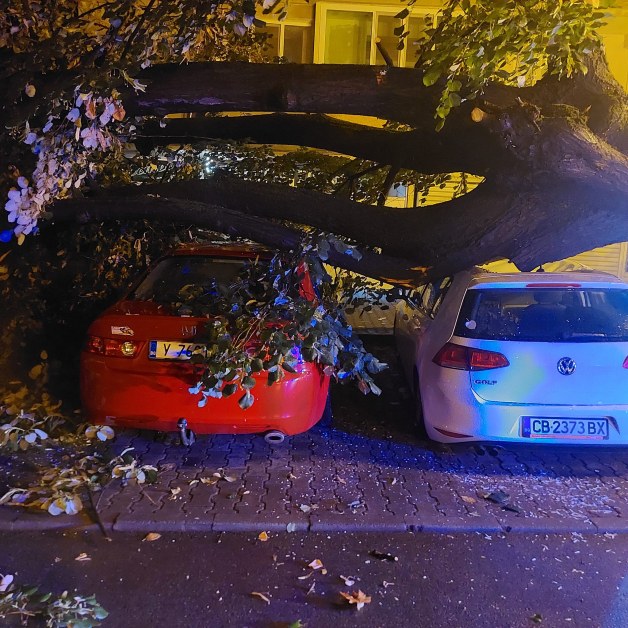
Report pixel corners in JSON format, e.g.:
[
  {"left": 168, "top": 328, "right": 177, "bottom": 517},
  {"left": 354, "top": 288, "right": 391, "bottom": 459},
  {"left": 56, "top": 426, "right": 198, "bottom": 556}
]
[{"left": 80, "top": 243, "right": 330, "bottom": 443}]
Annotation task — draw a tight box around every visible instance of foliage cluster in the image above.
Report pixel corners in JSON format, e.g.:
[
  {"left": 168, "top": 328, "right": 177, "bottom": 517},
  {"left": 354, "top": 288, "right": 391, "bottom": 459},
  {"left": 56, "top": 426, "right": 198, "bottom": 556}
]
[
  {"left": 0, "top": 0, "right": 275, "bottom": 242},
  {"left": 0, "top": 219, "right": 217, "bottom": 384},
  {"left": 0, "top": 577, "right": 107, "bottom": 628},
  {"left": 1, "top": 445, "right": 156, "bottom": 517},
  {"left": 409, "top": 0, "right": 609, "bottom": 128},
  {"left": 1, "top": 379, "right": 157, "bottom": 516},
  {"left": 174, "top": 244, "right": 388, "bottom": 409}
]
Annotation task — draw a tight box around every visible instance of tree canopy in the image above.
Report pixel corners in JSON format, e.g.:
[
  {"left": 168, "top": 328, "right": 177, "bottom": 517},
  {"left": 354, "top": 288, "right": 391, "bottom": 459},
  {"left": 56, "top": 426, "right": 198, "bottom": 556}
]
[{"left": 1, "top": 0, "right": 627, "bottom": 285}]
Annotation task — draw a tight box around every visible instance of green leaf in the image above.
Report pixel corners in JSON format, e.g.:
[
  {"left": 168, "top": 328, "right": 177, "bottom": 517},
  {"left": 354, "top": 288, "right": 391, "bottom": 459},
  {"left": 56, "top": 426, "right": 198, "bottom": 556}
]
[
  {"left": 94, "top": 607, "right": 109, "bottom": 620},
  {"left": 422, "top": 67, "right": 441, "bottom": 87},
  {"left": 238, "top": 391, "right": 254, "bottom": 410},
  {"left": 223, "top": 383, "right": 238, "bottom": 397},
  {"left": 242, "top": 376, "right": 256, "bottom": 390}
]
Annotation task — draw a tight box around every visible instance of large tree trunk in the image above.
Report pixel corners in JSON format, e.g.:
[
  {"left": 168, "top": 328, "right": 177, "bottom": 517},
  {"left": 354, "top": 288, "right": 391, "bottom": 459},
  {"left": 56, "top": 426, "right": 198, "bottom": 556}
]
[{"left": 50, "top": 56, "right": 628, "bottom": 284}]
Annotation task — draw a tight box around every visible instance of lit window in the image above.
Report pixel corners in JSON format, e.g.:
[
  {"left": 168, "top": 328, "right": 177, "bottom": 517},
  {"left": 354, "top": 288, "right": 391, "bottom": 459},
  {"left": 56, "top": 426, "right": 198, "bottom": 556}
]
[
  {"left": 315, "top": 3, "right": 432, "bottom": 67},
  {"left": 256, "top": 21, "right": 313, "bottom": 63}
]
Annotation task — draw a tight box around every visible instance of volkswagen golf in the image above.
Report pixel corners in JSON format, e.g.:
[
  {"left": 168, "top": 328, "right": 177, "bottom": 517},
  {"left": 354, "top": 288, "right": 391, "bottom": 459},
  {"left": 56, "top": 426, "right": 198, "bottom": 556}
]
[{"left": 394, "top": 269, "right": 628, "bottom": 444}]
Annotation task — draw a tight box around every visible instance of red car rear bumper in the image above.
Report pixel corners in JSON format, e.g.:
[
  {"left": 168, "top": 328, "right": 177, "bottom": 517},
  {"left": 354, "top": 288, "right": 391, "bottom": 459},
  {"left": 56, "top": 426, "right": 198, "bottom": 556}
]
[{"left": 80, "top": 353, "right": 330, "bottom": 435}]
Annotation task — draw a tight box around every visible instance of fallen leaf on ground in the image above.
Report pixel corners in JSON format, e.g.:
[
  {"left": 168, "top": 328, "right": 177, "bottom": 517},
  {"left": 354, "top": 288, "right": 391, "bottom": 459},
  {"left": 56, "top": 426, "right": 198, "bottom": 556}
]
[
  {"left": 0, "top": 574, "right": 14, "bottom": 592},
  {"left": 286, "top": 522, "right": 297, "bottom": 533},
  {"left": 143, "top": 532, "right": 162, "bottom": 542},
  {"left": 251, "top": 591, "right": 271, "bottom": 604},
  {"left": 200, "top": 477, "right": 219, "bottom": 486},
  {"left": 502, "top": 503, "right": 521, "bottom": 513},
  {"left": 478, "top": 489, "right": 509, "bottom": 504},
  {"left": 169, "top": 487, "right": 181, "bottom": 499},
  {"left": 258, "top": 531, "right": 269, "bottom": 542},
  {"left": 213, "top": 469, "right": 237, "bottom": 482},
  {"left": 340, "top": 590, "right": 371, "bottom": 610},
  {"left": 461, "top": 495, "right": 476, "bottom": 504},
  {"left": 74, "top": 553, "right": 91, "bottom": 562},
  {"left": 308, "top": 558, "right": 327, "bottom": 573},
  {"left": 369, "top": 550, "right": 398, "bottom": 562}
]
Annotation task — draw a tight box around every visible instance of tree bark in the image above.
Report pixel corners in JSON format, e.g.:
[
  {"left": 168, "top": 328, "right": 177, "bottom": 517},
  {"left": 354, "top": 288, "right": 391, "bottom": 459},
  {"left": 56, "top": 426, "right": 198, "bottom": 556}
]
[
  {"left": 124, "top": 58, "right": 628, "bottom": 151},
  {"left": 136, "top": 112, "right": 511, "bottom": 176},
  {"left": 43, "top": 55, "right": 628, "bottom": 283},
  {"left": 49, "top": 196, "right": 430, "bottom": 287}
]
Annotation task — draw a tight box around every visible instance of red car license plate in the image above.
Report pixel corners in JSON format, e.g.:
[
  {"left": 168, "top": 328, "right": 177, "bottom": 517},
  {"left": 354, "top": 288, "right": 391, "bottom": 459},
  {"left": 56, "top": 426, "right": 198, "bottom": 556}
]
[{"left": 149, "top": 340, "right": 207, "bottom": 360}]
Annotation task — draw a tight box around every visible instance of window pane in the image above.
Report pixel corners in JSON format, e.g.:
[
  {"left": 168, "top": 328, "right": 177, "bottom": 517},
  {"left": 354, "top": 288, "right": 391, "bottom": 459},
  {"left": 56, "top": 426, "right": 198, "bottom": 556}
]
[
  {"left": 375, "top": 15, "right": 401, "bottom": 66},
  {"left": 404, "top": 16, "right": 427, "bottom": 68},
  {"left": 284, "top": 25, "right": 313, "bottom": 63},
  {"left": 324, "top": 10, "right": 372, "bottom": 64},
  {"left": 454, "top": 288, "right": 628, "bottom": 342},
  {"left": 131, "top": 256, "right": 249, "bottom": 302},
  {"left": 258, "top": 24, "right": 280, "bottom": 60}
]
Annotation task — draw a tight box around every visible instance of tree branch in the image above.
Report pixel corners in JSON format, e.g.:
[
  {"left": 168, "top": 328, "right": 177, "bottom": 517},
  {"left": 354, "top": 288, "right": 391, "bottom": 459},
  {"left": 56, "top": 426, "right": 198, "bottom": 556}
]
[
  {"left": 122, "top": 60, "right": 627, "bottom": 154},
  {"left": 48, "top": 195, "right": 430, "bottom": 287},
  {"left": 136, "top": 112, "right": 508, "bottom": 176}
]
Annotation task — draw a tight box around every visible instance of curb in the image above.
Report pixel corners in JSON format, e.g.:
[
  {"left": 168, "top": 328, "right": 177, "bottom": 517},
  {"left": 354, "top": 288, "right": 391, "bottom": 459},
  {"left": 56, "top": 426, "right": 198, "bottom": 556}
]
[{"left": 4, "top": 505, "right": 628, "bottom": 535}]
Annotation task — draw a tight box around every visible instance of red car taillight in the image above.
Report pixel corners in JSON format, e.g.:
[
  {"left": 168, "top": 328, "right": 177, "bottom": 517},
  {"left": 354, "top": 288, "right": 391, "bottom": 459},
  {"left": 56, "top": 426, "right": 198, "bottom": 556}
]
[
  {"left": 85, "top": 335, "right": 138, "bottom": 358},
  {"left": 433, "top": 342, "right": 509, "bottom": 371}
]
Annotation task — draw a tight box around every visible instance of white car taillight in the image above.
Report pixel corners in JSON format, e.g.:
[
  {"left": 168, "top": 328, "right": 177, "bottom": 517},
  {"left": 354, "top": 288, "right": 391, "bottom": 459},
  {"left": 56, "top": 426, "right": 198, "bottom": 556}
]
[{"left": 433, "top": 342, "right": 509, "bottom": 371}]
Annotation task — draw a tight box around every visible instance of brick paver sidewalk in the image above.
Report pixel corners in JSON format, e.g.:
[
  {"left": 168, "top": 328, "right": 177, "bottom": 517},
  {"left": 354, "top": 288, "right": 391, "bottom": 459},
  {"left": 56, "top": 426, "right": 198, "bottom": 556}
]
[{"left": 2, "top": 337, "right": 628, "bottom": 534}]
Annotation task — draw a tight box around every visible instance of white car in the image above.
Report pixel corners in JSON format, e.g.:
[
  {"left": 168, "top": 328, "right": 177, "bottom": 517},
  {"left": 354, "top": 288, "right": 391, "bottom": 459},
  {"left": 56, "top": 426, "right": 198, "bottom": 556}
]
[{"left": 394, "top": 269, "right": 628, "bottom": 444}]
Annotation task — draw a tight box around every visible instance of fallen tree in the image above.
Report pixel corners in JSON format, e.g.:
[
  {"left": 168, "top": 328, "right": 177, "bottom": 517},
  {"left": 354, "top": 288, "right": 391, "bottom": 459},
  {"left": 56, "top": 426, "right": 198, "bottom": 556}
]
[{"left": 2, "top": 0, "right": 627, "bottom": 286}]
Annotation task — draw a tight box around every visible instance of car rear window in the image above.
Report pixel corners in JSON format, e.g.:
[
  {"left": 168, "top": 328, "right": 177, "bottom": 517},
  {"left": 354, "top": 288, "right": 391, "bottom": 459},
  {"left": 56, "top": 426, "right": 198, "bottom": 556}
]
[
  {"left": 454, "top": 288, "right": 628, "bottom": 342},
  {"left": 130, "top": 256, "right": 250, "bottom": 302}
]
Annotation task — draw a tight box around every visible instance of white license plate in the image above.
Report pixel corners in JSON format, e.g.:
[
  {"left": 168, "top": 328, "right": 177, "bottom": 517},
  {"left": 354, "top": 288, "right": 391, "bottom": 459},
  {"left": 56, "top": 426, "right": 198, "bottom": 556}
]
[
  {"left": 521, "top": 417, "right": 609, "bottom": 440},
  {"left": 149, "top": 341, "right": 207, "bottom": 361}
]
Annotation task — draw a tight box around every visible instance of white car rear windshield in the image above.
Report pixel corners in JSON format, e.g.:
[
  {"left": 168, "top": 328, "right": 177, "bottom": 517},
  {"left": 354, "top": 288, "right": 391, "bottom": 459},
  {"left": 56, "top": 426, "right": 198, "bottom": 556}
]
[
  {"left": 130, "top": 256, "right": 250, "bottom": 302},
  {"left": 454, "top": 288, "right": 628, "bottom": 342}
]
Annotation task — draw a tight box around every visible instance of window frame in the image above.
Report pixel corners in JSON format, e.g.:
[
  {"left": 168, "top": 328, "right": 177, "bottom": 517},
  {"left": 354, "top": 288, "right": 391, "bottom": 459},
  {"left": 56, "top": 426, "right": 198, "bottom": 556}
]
[
  {"left": 257, "top": 16, "right": 312, "bottom": 62},
  {"left": 314, "top": 2, "right": 435, "bottom": 66}
]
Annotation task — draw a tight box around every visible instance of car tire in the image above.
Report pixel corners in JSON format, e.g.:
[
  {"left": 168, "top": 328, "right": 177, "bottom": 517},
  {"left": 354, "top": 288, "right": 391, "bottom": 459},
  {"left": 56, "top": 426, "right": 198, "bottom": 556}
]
[
  {"left": 318, "top": 391, "right": 333, "bottom": 428},
  {"left": 412, "top": 370, "right": 428, "bottom": 440}
]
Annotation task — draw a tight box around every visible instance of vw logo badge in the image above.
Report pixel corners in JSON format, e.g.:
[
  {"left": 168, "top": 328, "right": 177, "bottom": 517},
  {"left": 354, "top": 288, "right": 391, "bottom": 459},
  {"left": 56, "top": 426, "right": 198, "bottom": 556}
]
[{"left": 557, "top": 357, "right": 576, "bottom": 375}]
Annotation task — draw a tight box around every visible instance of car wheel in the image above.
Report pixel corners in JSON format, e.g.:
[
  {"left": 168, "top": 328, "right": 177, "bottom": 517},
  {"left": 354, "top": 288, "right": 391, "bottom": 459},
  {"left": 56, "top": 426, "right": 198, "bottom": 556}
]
[
  {"left": 412, "top": 370, "right": 428, "bottom": 440},
  {"left": 318, "top": 391, "right": 333, "bottom": 428}
]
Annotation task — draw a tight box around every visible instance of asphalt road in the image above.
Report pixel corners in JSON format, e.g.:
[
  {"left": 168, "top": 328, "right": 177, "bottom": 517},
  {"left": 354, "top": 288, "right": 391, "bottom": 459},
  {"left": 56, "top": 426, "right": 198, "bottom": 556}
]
[{"left": 1, "top": 529, "right": 627, "bottom": 628}]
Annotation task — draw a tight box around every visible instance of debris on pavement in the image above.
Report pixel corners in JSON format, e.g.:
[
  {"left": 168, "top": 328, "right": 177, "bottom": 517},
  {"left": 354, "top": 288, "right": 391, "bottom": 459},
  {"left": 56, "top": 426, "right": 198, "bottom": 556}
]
[
  {"left": 369, "top": 550, "right": 398, "bottom": 562},
  {"left": 340, "top": 590, "right": 372, "bottom": 610}
]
